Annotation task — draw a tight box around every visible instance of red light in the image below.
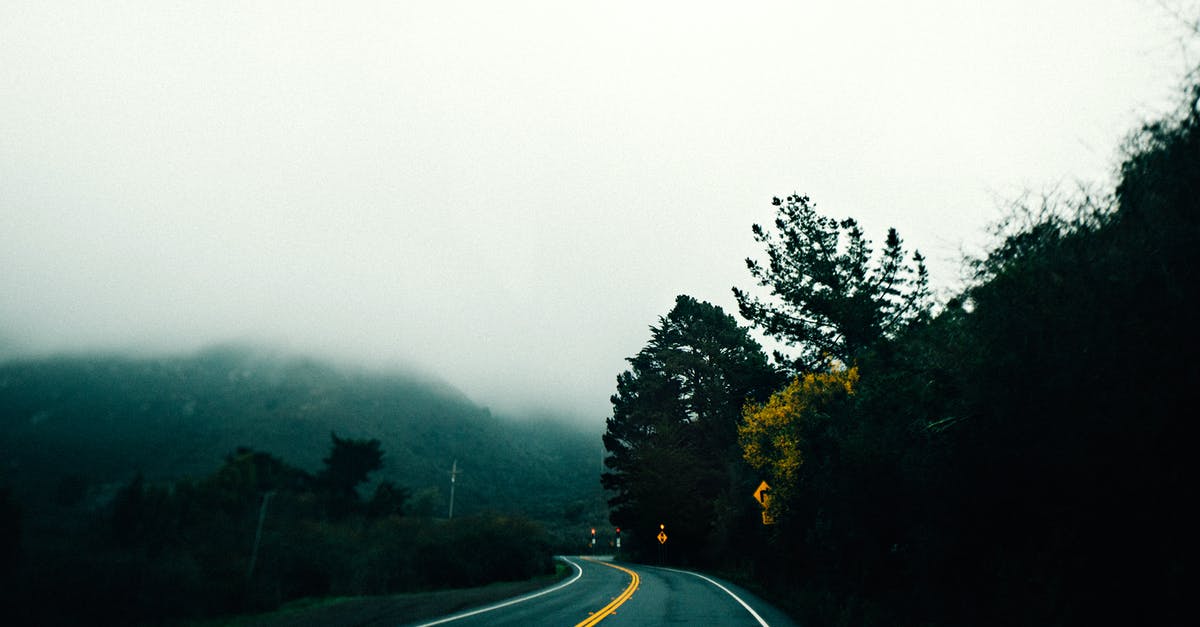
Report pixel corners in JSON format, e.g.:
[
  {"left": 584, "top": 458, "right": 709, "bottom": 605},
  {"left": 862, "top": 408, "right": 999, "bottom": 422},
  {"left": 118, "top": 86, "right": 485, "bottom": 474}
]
[{"left": 615, "top": 527, "right": 621, "bottom": 534}]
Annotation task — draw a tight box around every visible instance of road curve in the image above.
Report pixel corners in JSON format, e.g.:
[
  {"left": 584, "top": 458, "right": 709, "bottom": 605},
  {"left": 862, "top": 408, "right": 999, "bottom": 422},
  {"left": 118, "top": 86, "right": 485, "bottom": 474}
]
[{"left": 404, "top": 555, "right": 797, "bottom": 626}]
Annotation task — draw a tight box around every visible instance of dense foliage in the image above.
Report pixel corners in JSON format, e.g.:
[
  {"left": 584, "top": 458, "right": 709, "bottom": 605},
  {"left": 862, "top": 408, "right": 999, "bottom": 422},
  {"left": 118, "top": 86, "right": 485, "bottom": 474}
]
[
  {"left": 739, "top": 366, "right": 859, "bottom": 514},
  {"left": 0, "top": 349, "right": 601, "bottom": 624},
  {"left": 601, "top": 295, "right": 781, "bottom": 562},
  {"left": 3, "top": 440, "right": 554, "bottom": 625},
  {"left": 605, "top": 85, "right": 1199, "bottom": 625}
]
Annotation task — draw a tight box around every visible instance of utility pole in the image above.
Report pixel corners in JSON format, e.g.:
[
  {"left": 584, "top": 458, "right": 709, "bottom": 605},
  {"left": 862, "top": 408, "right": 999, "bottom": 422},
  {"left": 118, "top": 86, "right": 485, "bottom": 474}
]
[
  {"left": 247, "top": 490, "right": 275, "bottom": 580},
  {"left": 448, "top": 459, "right": 460, "bottom": 519}
]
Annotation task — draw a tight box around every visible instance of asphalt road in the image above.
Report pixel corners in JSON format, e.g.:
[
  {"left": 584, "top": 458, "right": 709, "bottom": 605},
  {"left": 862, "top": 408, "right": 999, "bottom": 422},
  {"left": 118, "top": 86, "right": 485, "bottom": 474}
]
[{"left": 403, "top": 555, "right": 798, "bottom": 627}]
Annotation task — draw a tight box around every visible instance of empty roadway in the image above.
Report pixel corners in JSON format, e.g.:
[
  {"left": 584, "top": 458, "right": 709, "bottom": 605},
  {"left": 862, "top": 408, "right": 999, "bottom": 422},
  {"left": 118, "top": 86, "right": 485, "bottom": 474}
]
[{"left": 406, "top": 556, "right": 798, "bottom": 626}]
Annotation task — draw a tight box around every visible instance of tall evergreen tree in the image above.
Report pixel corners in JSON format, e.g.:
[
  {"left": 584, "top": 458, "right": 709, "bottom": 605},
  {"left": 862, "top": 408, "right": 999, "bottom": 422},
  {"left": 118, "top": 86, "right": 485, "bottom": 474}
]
[
  {"left": 733, "top": 194, "right": 931, "bottom": 371},
  {"left": 601, "top": 295, "right": 780, "bottom": 561}
]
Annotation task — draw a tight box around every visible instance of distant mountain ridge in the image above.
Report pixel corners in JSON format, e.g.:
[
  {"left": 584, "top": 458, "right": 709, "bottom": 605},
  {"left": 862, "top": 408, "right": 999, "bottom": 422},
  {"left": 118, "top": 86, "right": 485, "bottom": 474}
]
[{"left": 0, "top": 345, "right": 603, "bottom": 520}]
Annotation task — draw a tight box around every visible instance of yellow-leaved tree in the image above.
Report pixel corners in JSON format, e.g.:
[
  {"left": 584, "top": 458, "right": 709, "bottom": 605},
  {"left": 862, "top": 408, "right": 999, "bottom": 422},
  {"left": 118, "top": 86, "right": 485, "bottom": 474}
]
[{"left": 739, "top": 366, "right": 859, "bottom": 521}]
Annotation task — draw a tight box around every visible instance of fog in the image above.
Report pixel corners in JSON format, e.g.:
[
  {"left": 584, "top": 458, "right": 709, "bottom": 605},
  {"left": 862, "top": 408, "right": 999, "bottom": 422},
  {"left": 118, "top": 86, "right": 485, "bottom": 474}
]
[{"left": 0, "top": 1, "right": 1190, "bottom": 424}]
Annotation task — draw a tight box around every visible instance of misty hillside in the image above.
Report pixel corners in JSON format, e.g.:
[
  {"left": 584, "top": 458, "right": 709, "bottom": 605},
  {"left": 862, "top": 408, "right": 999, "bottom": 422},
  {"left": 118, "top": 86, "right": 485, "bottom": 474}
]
[{"left": 0, "top": 345, "right": 604, "bottom": 520}]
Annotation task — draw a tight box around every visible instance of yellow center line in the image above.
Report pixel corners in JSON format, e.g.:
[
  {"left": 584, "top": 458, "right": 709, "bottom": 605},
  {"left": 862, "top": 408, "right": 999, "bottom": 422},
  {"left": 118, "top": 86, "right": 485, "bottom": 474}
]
[{"left": 574, "top": 557, "right": 640, "bottom": 627}]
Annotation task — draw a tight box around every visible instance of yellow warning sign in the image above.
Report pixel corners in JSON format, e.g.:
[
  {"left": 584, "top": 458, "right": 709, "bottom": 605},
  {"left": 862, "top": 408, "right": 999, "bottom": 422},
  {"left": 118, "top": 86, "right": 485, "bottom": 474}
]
[
  {"left": 753, "top": 480, "right": 771, "bottom": 506},
  {"left": 657, "top": 530, "right": 667, "bottom": 544},
  {"left": 753, "top": 480, "right": 775, "bottom": 525}
]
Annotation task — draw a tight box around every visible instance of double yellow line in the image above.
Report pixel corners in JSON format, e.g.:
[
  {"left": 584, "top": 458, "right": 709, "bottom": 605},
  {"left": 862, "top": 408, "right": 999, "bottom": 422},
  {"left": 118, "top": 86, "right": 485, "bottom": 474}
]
[{"left": 574, "top": 558, "right": 640, "bottom": 627}]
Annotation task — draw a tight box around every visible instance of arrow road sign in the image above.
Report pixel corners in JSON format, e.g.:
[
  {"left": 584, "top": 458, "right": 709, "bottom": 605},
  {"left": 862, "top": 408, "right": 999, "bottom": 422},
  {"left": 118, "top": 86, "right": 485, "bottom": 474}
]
[
  {"left": 753, "top": 480, "right": 776, "bottom": 525},
  {"left": 753, "top": 480, "right": 771, "bottom": 506}
]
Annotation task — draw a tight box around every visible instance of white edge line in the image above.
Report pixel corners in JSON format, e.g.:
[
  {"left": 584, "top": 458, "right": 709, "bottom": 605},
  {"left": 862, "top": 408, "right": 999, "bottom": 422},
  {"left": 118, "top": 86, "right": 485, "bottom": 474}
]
[
  {"left": 657, "top": 566, "right": 770, "bottom": 627},
  {"left": 412, "top": 556, "right": 584, "bottom": 626}
]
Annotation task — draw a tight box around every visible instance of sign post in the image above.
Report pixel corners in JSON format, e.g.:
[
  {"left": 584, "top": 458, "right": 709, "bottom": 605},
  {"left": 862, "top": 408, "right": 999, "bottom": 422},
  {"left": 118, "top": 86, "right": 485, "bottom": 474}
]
[{"left": 656, "top": 523, "right": 667, "bottom": 565}]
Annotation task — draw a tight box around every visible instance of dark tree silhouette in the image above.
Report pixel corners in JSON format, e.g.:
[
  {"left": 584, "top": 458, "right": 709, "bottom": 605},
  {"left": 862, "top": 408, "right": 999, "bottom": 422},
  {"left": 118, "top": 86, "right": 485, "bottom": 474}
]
[
  {"left": 367, "top": 480, "right": 410, "bottom": 518},
  {"left": 318, "top": 432, "right": 384, "bottom": 518},
  {"left": 602, "top": 295, "right": 780, "bottom": 561},
  {"left": 733, "top": 194, "right": 930, "bottom": 371}
]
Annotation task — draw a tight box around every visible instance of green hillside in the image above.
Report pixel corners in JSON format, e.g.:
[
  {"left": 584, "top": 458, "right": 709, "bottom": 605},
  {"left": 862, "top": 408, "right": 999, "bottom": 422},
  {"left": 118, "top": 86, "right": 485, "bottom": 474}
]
[{"left": 0, "top": 345, "right": 604, "bottom": 522}]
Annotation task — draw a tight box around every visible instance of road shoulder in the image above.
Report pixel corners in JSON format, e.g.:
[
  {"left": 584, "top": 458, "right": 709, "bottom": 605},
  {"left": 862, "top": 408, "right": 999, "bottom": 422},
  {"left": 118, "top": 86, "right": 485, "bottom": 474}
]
[{"left": 172, "top": 563, "right": 573, "bottom": 627}]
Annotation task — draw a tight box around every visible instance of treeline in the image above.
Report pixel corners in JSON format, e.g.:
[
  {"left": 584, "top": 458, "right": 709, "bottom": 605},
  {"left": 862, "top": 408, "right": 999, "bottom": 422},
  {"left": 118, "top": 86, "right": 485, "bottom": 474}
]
[
  {"left": 0, "top": 347, "right": 605, "bottom": 524},
  {"left": 2, "top": 434, "right": 554, "bottom": 625},
  {"left": 602, "top": 85, "right": 1198, "bottom": 623}
]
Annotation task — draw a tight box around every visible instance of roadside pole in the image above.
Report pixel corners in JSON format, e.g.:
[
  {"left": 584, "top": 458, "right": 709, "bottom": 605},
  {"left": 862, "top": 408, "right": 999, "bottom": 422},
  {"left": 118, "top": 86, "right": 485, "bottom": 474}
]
[
  {"left": 247, "top": 490, "right": 276, "bottom": 580},
  {"left": 657, "top": 523, "right": 667, "bottom": 565},
  {"left": 447, "top": 459, "right": 460, "bottom": 519}
]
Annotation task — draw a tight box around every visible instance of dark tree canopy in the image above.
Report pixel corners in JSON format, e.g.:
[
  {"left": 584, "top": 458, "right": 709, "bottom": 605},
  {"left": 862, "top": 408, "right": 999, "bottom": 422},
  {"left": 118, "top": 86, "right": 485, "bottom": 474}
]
[
  {"left": 602, "top": 295, "right": 780, "bottom": 559},
  {"left": 319, "top": 432, "right": 384, "bottom": 499},
  {"left": 733, "top": 194, "right": 930, "bottom": 371},
  {"left": 367, "top": 480, "right": 411, "bottom": 518}
]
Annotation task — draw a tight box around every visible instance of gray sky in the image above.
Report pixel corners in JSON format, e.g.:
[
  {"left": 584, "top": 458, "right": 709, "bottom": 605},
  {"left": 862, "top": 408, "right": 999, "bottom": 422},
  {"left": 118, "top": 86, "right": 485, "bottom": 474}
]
[{"left": 1, "top": 1, "right": 1192, "bottom": 424}]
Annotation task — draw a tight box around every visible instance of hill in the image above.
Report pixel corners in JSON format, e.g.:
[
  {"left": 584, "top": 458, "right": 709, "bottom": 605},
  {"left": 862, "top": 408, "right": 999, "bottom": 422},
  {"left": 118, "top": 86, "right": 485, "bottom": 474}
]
[{"left": 0, "top": 345, "right": 605, "bottom": 523}]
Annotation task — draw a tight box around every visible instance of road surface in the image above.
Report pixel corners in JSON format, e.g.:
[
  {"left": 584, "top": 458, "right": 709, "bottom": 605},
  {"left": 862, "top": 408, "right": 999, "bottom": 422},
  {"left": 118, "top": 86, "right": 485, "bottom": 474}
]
[{"left": 404, "top": 555, "right": 798, "bottom": 626}]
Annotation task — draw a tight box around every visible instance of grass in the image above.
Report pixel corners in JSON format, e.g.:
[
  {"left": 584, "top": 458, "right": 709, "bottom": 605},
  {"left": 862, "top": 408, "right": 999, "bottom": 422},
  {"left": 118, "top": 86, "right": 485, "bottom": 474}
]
[{"left": 174, "top": 564, "right": 572, "bottom": 627}]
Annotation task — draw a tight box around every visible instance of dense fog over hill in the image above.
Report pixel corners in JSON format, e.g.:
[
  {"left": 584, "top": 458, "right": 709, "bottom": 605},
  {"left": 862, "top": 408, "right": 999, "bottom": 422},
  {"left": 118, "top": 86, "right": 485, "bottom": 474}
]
[
  {"left": 0, "top": 346, "right": 604, "bottom": 521},
  {"left": 2, "top": 2, "right": 1193, "bottom": 423}
]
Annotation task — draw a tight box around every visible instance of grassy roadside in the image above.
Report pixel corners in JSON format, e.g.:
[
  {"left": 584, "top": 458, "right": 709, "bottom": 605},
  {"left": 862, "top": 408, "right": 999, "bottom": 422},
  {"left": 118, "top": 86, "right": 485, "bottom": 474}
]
[{"left": 175, "top": 562, "right": 571, "bottom": 627}]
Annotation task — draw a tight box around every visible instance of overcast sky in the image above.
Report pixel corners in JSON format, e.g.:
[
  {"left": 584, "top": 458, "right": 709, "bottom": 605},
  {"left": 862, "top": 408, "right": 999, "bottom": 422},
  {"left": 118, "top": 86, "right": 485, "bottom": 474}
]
[{"left": 1, "top": 1, "right": 1193, "bottom": 424}]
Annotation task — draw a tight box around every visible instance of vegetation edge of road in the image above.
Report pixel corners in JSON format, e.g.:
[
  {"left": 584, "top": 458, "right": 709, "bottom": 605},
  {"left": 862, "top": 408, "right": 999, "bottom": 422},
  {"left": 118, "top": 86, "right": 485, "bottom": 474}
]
[{"left": 172, "top": 562, "right": 573, "bottom": 627}]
